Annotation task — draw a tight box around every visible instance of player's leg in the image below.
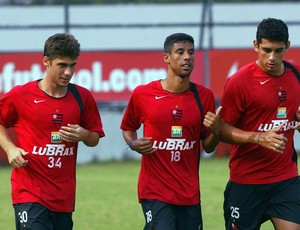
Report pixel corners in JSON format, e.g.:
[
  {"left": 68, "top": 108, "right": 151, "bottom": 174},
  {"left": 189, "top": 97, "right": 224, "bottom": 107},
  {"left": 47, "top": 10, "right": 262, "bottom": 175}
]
[
  {"left": 53, "top": 211, "right": 73, "bottom": 230},
  {"left": 174, "top": 203, "right": 203, "bottom": 230},
  {"left": 14, "top": 202, "right": 53, "bottom": 230},
  {"left": 141, "top": 199, "right": 176, "bottom": 230},
  {"left": 223, "top": 181, "right": 267, "bottom": 230},
  {"left": 271, "top": 217, "right": 300, "bottom": 230},
  {"left": 267, "top": 177, "right": 300, "bottom": 230}
]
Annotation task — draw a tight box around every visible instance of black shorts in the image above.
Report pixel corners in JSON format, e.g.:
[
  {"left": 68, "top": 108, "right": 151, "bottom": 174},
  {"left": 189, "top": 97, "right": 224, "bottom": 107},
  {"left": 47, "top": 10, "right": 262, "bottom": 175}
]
[
  {"left": 14, "top": 202, "right": 73, "bottom": 230},
  {"left": 223, "top": 176, "right": 300, "bottom": 230},
  {"left": 140, "top": 199, "right": 203, "bottom": 230}
]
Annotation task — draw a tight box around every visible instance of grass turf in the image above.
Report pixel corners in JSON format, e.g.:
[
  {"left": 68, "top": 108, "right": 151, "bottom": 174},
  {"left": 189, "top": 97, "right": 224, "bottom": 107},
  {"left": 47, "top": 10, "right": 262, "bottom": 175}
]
[{"left": 0, "top": 158, "right": 276, "bottom": 229}]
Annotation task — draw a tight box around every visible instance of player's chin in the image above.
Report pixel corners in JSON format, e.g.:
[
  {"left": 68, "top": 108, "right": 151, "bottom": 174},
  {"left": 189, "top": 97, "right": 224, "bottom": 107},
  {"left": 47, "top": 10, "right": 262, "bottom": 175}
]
[
  {"left": 179, "top": 74, "right": 190, "bottom": 79},
  {"left": 60, "top": 79, "right": 71, "bottom": 87},
  {"left": 59, "top": 75, "right": 70, "bottom": 82}
]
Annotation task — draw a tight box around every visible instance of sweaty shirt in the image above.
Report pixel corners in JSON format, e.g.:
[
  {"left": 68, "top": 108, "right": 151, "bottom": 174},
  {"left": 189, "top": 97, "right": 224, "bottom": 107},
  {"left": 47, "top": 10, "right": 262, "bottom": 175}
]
[
  {"left": 0, "top": 80, "right": 105, "bottom": 212},
  {"left": 121, "top": 80, "right": 215, "bottom": 205},
  {"left": 221, "top": 61, "right": 300, "bottom": 184}
]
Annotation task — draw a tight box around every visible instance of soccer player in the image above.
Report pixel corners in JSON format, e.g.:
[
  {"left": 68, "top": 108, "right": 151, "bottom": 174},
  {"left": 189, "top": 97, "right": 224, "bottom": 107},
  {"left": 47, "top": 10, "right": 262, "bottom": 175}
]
[
  {"left": 0, "top": 33, "right": 105, "bottom": 229},
  {"left": 120, "top": 33, "right": 221, "bottom": 230},
  {"left": 220, "top": 18, "right": 300, "bottom": 229}
]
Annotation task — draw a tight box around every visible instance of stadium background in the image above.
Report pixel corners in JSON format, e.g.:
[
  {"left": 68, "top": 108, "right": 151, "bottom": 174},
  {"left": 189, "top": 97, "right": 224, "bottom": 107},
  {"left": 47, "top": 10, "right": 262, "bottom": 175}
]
[{"left": 0, "top": 1, "right": 300, "bottom": 164}]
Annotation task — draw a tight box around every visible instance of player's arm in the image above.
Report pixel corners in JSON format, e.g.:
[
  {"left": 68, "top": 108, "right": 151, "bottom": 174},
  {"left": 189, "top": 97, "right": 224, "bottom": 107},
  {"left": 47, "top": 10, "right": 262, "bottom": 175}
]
[
  {"left": 0, "top": 124, "right": 28, "bottom": 168},
  {"left": 202, "top": 106, "right": 221, "bottom": 153},
  {"left": 219, "top": 119, "right": 287, "bottom": 153},
  {"left": 202, "top": 133, "right": 219, "bottom": 153},
  {"left": 122, "top": 130, "right": 155, "bottom": 154},
  {"left": 81, "top": 130, "right": 100, "bottom": 147}
]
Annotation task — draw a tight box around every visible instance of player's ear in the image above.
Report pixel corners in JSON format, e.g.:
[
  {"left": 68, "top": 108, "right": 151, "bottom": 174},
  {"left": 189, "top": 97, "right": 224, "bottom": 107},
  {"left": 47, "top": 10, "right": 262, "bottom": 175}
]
[
  {"left": 163, "top": 53, "right": 170, "bottom": 64},
  {"left": 253, "top": 40, "right": 259, "bottom": 52},
  {"left": 286, "top": 40, "right": 290, "bottom": 49},
  {"left": 43, "top": 56, "right": 50, "bottom": 68}
]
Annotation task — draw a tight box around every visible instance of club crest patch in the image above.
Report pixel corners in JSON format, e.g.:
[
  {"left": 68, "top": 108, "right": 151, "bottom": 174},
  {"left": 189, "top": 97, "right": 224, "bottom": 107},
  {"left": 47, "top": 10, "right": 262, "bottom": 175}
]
[
  {"left": 53, "top": 114, "right": 63, "bottom": 125},
  {"left": 277, "top": 90, "right": 286, "bottom": 103},
  {"left": 172, "top": 109, "right": 182, "bottom": 121}
]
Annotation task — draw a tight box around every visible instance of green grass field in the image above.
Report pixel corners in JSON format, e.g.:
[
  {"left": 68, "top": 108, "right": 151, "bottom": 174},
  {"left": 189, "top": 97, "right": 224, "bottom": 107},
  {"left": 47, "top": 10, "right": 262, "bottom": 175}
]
[{"left": 0, "top": 158, "right": 276, "bottom": 229}]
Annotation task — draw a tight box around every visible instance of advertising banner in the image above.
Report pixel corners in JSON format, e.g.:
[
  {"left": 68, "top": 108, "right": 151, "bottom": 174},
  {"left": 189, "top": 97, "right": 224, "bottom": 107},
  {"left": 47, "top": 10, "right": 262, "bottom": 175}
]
[
  {"left": 0, "top": 51, "right": 205, "bottom": 102},
  {"left": 209, "top": 48, "right": 300, "bottom": 99}
]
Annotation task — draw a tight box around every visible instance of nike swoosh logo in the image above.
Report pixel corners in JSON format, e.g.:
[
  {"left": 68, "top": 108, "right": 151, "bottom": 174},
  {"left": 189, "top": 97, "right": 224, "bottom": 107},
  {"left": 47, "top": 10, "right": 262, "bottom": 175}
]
[
  {"left": 155, "top": 96, "right": 168, "bottom": 100},
  {"left": 260, "top": 79, "right": 271, "bottom": 85},
  {"left": 34, "top": 99, "right": 46, "bottom": 104}
]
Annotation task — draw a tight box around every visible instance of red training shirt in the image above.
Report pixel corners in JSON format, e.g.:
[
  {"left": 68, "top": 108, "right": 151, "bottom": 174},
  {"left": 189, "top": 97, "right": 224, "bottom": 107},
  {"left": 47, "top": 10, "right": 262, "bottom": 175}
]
[
  {"left": 0, "top": 80, "right": 105, "bottom": 212},
  {"left": 121, "top": 80, "right": 215, "bottom": 205},
  {"left": 221, "top": 61, "right": 300, "bottom": 184}
]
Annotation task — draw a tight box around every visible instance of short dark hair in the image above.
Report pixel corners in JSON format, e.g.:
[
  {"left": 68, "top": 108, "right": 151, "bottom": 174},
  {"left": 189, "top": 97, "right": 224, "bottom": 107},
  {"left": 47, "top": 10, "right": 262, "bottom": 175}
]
[
  {"left": 256, "top": 18, "right": 289, "bottom": 47},
  {"left": 164, "top": 33, "right": 194, "bottom": 54},
  {"left": 43, "top": 33, "right": 81, "bottom": 60}
]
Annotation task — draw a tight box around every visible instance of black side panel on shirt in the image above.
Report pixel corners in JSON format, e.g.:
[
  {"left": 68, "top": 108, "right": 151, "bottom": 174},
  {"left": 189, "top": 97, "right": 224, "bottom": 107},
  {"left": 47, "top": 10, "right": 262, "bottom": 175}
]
[
  {"left": 189, "top": 82, "right": 204, "bottom": 120},
  {"left": 189, "top": 82, "right": 205, "bottom": 170},
  {"left": 189, "top": 82, "right": 205, "bottom": 140},
  {"left": 283, "top": 61, "right": 300, "bottom": 83},
  {"left": 68, "top": 83, "right": 84, "bottom": 114},
  {"left": 283, "top": 61, "right": 299, "bottom": 164}
]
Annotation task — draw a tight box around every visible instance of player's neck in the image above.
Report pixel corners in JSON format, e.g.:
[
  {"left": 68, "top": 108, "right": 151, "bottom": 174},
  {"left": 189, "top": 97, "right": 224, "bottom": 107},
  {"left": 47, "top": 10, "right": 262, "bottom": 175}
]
[
  {"left": 161, "top": 77, "right": 190, "bottom": 93},
  {"left": 38, "top": 79, "right": 68, "bottom": 98}
]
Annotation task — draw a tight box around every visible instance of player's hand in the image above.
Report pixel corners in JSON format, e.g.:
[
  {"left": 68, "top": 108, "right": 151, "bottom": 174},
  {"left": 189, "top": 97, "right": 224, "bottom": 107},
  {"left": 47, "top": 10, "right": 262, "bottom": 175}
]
[
  {"left": 291, "top": 122, "right": 300, "bottom": 132},
  {"left": 7, "top": 147, "right": 28, "bottom": 168},
  {"left": 130, "top": 137, "right": 156, "bottom": 154},
  {"left": 290, "top": 105, "right": 300, "bottom": 132},
  {"left": 258, "top": 125, "right": 288, "bottom": 154},
  {"left": 203, "top": 106, "right": 222, "bottom": 135},
  {"left": 59, "top": 124, "right": 88, "bottom": 143},
  {"left": 296, "top": 105, "right": 300, "bottom": 121}
]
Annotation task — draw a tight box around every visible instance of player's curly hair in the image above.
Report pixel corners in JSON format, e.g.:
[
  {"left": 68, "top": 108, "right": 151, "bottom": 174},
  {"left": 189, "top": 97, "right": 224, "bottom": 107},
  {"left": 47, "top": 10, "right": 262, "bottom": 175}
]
[
  {"left": 43, "top": 33, "right": 80, "bottom": 60},
  {"left": 164, "top": 33, "right": 194, "bottom": 54},
  {"left": 256, "top": 18, "right": 289, "bottom": 47}
]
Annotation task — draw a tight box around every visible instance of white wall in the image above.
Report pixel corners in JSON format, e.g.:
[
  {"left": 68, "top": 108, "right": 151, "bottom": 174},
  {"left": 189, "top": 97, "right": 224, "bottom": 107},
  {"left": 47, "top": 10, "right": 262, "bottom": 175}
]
[
  {"left": 0, "top": 2, "right": 300, "bottom": 52},
  {"left": 77, "top": 111, "right": 141, "bottom": 163}
]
